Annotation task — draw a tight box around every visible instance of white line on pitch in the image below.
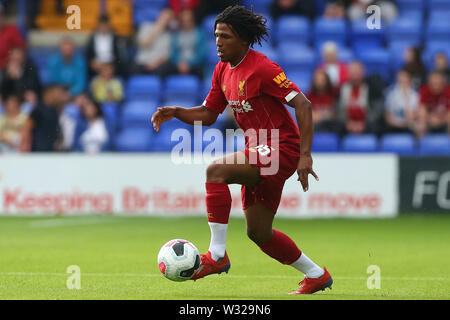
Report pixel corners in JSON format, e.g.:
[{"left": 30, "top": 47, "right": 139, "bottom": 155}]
[{"left": 0, "top": 272, "right": 448, "bottom": 281}]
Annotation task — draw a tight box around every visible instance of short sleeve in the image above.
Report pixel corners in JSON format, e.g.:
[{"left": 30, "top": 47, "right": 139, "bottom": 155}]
[
  {"left": 203, "top": 63, "right": 228, "bottom": 114},
  {"left": 260, "top": 61, "right": 301, "bottom": 104}
]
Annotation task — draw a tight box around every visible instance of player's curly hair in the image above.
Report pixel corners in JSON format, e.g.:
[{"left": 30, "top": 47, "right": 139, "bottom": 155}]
[{"left": 214, "top": 5, "right": 269, "bottom": 48}]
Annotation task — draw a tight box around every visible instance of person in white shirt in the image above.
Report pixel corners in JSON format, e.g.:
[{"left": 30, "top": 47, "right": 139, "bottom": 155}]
[{"left": 79, "top": 97, "right": 108, "bottom": 154}]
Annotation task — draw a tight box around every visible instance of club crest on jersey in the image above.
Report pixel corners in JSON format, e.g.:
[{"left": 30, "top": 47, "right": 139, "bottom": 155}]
[
  {"left": 222, "top": 85, "right": 226, "bottom": 92},
  {"left": 238, "top": 80, "right": 245, "bottom": 96}
]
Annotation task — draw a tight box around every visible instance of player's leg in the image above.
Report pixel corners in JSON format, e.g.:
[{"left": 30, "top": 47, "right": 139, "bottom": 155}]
[
  {"left": 205, "top": 151, "right": 260, "bottom": 261},
  {"left": 244, "top": 202, "right": 332, "bottom": 294},
  {"left": 191, "top": 151, "right": 260, "bottom": 280}
]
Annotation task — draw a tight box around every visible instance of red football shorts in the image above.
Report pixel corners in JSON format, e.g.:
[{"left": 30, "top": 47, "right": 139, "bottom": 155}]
[{"left": 241, "top": 144, "right": 300, "bottom": 213}]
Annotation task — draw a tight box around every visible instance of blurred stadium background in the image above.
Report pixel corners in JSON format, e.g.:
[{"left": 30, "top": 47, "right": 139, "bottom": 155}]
[{"left": 0, "top": 0, "right": 449, "bottom": 300}]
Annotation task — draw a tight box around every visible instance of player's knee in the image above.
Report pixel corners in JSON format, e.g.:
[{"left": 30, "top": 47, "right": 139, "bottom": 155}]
[
  {"left": 246, "top": 227, "right": 271, "bottom": 246},
  {"left": 206, "top": 162, "right": 228, "bottom": 183}
]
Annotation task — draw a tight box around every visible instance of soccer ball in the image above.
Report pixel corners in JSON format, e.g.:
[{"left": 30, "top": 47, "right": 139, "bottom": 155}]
[{"left": 157, "top": 239, "right": 200, "bottom": 282}]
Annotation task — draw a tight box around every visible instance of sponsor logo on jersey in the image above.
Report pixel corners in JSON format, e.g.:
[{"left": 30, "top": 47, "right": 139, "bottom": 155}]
[
  {"left": 273, "top": 72, "right": 292, "bottom": 88},
  {"left": 228, "top": 99, "right": 253, "bottom": 113}
]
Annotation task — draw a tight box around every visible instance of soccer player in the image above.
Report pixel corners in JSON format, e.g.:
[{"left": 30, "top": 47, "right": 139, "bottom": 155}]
[{"left": 151, "top": 5, "right": 332, "bottom": 294}]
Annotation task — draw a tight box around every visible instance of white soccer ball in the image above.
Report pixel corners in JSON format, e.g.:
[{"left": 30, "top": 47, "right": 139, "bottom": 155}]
[{"left": 157, "top": 239, "right": 200, "bottom": 282}]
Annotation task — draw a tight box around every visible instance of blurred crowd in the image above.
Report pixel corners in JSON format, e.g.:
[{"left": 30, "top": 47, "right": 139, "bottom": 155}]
[{"left": 0, "top": 0, "right": 449, "bottom": 154}]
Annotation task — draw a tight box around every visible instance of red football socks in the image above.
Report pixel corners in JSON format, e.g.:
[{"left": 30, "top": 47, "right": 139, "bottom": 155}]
[
  {"left": 259, "top": 229, "right": 302, "bottom": 265},
  {"left": 205, "top": 182, "right": 231, "bottom": 224}
]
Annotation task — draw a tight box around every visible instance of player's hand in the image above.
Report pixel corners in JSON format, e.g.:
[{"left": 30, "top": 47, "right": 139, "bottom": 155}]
[
  {"left": 151, "top": 106, "right": 176, "bottom": 132},
  {"left": 296, "top": 154, "right": 319, "bottom": 192}
]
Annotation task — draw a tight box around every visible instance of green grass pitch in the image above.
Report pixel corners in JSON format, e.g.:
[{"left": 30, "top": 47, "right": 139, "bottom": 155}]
[{"left": 0, "top": 214, "right": 449, "bottom": 300}]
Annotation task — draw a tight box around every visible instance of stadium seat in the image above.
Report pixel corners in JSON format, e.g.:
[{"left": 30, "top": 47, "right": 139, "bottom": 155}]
[
  {"left": 275, "top": 15, "right": 311, "bottom": 46},
  {"left": 337, "top": 47, "right": 354, "bottom": 63},
  {"left": 164, "top": 75, "right": 201, "bottom": 102},
  {"left": 422, "top": 41, "right": 450, "bottom": 70},
  {"left": 121, "top": 101, "right": 157, "bottom": 128},
  {"left": 102, "top": 102, "right": 120, "bottom": 130},
  {"left": 278, "top": 43, "right": 315, "bottom": 74},
  {"left": 202, "top": 14, "right": 217, "bottom": 40},
  {"left": 150, "top": 121, "right": 193, "bottom": 152},
  {"left": 396, "top": 0, "right": 425, "bottom": 11},
  {"left": 126, "top": 75, "right": 161, "bottom": 102},
  {"left": 419, "top": 134, "right": 450, "bottom": 155},
  {"left": 429, "top": 0, "right": 450, "bottom": 11},
  {"left": 387, "top": 18, "right": 422, "bottom": 45},
  {"left": 115, "top": 128, "right": 152, "bottom": 152},
  {"left": 342, "top": 134, "right": 378, "bottom": 152},
  {"left": 133, "top": 7, "right": 160, "bottom": 25},
  {"left": 356, "top": 48, "right": 391, "bottom": 82},
  {"left": 255, "top": 44, "right": 278, "bottom": 62},
  {"left": 428, "top": 9, "right": 450, "bottom": 21},
  {"left": 311, "top": 133, "right": 339, "bottom": 152},
  {"left": 313, "top": 18, "right": 348, "bottom": 49},
  {"left": 380, "top": 133, "right": 416, "bottom": 155},
  {"left": 243, "top": 0, "right": 271, "bottom": 16},
  {"left": 350, "top": 19, "right": 385, "bottom": 50},
  {"left": 287, "top": 71, "right": 312, "bottom": 93},
  {"left": 426, "top": 19, "right": 450, "bottom": 42}
]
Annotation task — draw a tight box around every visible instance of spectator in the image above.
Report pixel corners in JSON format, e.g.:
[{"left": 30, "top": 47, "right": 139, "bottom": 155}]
[
  {"left": 158, "top": 9, "right": 207, "bottom": 78},
  {"left": 89, "top": 63, "right": 124, "bottom": 103},
  {"left": 338, "top": 61, "right": 383, "bottom": 134},
  {"left": 48, "top": 36, "right": 87, "bottom": 98},
  {"left": 323, "top": 0, "right": 346, "bottom": 18},
  {"left": 270, "top": 0, "right": 316, "bottom": 21},
  {"left": 307, "top": 69, "right": 339, "bottom": 132},
  {"left": 317, "top": 42, "right": 348, "bottom": 90},
  {"left": 169, "top": 0, "right": 201, "bottom": 16},
  {"left": 0, "top": 3, "right": 26, "bottom": 71},
  {"left": 134, "top": 8, "right": 172, "bottom": 74},
  {"left": 403, "top": 47, "right": 426, "bottom": 89},
  {"left": 384, "top": 69, "right": 419, "bottom": 134},
  {"left": 434, "top": 52, "right": 450, "bottom": 83},
  {"left": 78, "top": 96, "right": 109, "bottom": 154},
  {"left": 21, "top": 84, "right": 70, "bottom": 152},
  {"left": 86, "top": 14, "right": 128, "bottom": 78},
  {"left": 416, "top": 71, "right": 450, "bottom": 137},
  {"left": 0, "top": 47, "right": 41, "bottom": 107},
  {"left": 0, "top": 93, "right": 28, "bottom": 152}
]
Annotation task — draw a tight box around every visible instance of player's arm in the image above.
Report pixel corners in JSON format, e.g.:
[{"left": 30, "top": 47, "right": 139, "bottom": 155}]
[
  {"left": 287, "top": 92, "right": 319, "bottom": 192},
  {"left": 151, "top": 105, "right": 219, "bottom": 132}
]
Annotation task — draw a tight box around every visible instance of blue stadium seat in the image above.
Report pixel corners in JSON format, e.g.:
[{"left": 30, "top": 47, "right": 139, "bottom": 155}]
[
  {"left": 288, "top": 71, "right": 312, "bottom": 93},
  {"left": 164, "top": 75, "right": 201, "bottom": 102},
  {"left": 426, "top": 19, "right": 450, "bottom": 42},
  {"left": 312, "top": 133, "right": 339, "bottom": 152},
  {"left": 202, "top": 14, "right": 217, "bottom": 40},
  {"left": 429, "top": 0, "right": 450, "bottom": 10},
  {"left": 396, "top": 0, "right": 425, "bottom": 13},
  {"left": 278, "top": 43, "right": 315, "bottom": 74},
  {"left": 422, "top": 41, "right": 450, "bottom": 70},
  {"left": 419, "top": 134, "right": 450, "bottom": 155},
  {"left": 350, "top": 19, "right": 385, "bottom": 51},
  {"left": 428, "top": 9, "right": 450, "bottom": 21},
  {"left": 313, "top": 18, "right": 348, "bottom": 49},
  {"left": 121, "top": 100, "right": 157, "bottom": 128},
  {"left": 126, "top": 75, "right": 161, "bottom": 102},
  {"left": 134, "top": 7, "right": 160, "bottom": 25},
  {"left": 338, "top": 47, "right": 354, "bottom": 63},
  {"left": 275, "top": 15, "right": 311, "bottom": 46},
  {"left": 115, "top": 128, "right": 152, "bottom": 152},
  {"left": 243, "top": 0, "right": 271, "bottom": 16},
  {"left": 342, "top": 134, "right": 378, "bottom": 152},
  {"left": 380, "top": 133, "right": 416, "bottom": 155},
  {"left": 387, "top": 18, "right": 422, "bottom": 45},
  {"left": 356, "top": 48, "right": 391, "bottom": 82},
  {"left": 150, "top": 122, "right": 193, "bottom": 152},
  {"left": 102, "top": 102, "right": 120, "bottom": 130}
]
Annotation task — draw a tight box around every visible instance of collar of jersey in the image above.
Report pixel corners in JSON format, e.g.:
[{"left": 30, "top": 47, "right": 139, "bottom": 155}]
[{"left": 229, "top": 49, "right": 251, "bottom": 70}]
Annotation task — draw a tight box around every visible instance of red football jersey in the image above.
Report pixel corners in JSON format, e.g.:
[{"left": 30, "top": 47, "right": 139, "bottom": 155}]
[{"left": 203, "top": 49, "right": 302, "bottom": 156}]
